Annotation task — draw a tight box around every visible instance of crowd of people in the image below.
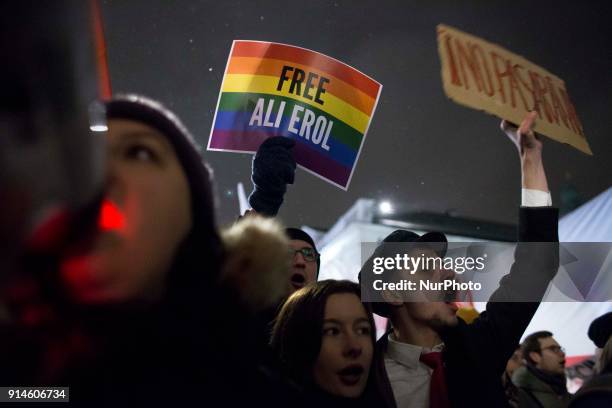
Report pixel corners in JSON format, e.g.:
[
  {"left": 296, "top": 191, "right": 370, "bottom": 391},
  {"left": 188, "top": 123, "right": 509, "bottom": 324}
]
[{"left": 1, "top": 94, "right": 611, "bottom": 407}]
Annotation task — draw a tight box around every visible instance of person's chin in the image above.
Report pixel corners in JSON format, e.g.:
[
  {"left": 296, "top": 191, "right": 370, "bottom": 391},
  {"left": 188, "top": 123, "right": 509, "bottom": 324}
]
[
  {"left": 433, "top": 313, "right": 459, "bottom": 329},
  {"left": 60, "top": 253, "right": 124, "bottom": 304},
  {"left": 332, "top": 380, "right": 365, "bottom": 399},
  {"left": 445, "top": 315, "right": 459, "bottom": 327}
]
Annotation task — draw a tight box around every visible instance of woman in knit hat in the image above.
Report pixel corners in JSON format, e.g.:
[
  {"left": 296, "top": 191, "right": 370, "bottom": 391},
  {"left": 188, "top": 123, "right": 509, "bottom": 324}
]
[
  {"left": 2, "top": 95, "right": 291, "bottom": 405},
  {"left": 60, "top": 94, "right": 222, "bottom": 305},
  {"left": 20, "top": 94, "right": 227, "bottom": 402}
]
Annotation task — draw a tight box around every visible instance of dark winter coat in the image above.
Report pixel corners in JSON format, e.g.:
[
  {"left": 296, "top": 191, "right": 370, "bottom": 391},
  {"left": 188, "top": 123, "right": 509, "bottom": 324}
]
[{"left": 374, "top": 207, "right": 560, "bottom": 408}]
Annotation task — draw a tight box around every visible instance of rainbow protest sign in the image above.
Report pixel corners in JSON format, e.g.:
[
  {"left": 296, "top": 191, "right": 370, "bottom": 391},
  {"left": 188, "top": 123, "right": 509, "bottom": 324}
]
[{"left": 208, "top": 40, "right": 382, "bottom": 190}]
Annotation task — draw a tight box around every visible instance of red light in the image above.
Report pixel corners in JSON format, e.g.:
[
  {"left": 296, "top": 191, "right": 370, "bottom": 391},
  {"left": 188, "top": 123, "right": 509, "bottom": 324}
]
[
  {"left": 98, "top": 199, "right": 124, "bottom": 231},
  {"left": 26, "top": 207, "right": 69, "bottom": 251}
]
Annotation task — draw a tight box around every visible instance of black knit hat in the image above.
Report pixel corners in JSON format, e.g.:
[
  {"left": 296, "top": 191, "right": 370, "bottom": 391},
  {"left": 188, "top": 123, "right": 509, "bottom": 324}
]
[
  {"left": 105, "top": 94, "right": 223, "bottom": 297},
  {"left": 588, "top": 312, "right": 612, "bottom": 348},
  {"left": 359, "top": 229, "right": 448, "bottom": 318},
  {"left": 286, "top": 227, "right": 320, "bottom": 275}
]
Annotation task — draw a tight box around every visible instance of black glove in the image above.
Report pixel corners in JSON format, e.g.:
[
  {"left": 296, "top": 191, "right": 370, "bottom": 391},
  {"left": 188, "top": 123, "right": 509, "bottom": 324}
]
[{"left": 248, "top": 136, "right": 296, "bottom": 216}]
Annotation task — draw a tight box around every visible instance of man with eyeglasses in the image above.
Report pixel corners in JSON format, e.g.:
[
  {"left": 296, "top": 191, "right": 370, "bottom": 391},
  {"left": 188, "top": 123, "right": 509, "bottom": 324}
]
[
  {"left": 286, "top": 228, "right": 320, "bottom": 292},
  {"left": 513, "top": 331, "right": 571, "bottom": 408}
]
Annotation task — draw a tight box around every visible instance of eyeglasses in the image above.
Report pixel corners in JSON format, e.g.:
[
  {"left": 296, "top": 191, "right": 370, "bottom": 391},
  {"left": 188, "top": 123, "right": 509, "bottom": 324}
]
[
  {"left": 290, "top": 247, "right": 319, "bottom": 262},
  {"left": 541, "top": 345, "right": 565, "bottom": 354}
]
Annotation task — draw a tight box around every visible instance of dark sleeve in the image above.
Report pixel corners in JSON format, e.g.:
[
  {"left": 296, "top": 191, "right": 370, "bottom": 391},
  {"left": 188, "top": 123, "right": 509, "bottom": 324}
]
[{"left": 467, "top": 206, "right": 559, "bottom": 376}]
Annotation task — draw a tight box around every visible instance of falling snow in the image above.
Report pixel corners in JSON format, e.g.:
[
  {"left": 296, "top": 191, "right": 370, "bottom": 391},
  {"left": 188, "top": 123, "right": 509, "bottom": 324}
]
[{"left": 98, "top": 2, "right": 609, "bottom": 229}]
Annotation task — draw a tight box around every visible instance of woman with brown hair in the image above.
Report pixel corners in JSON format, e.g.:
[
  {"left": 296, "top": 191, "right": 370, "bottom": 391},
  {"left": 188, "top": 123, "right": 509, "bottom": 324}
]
[{"left": 271, "top": 279, "right": 387, "bottom": 407}]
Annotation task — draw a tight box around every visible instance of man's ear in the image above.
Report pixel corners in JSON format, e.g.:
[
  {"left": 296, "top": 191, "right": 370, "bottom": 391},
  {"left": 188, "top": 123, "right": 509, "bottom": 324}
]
[
  {"left": 529, "top": 351, "right": 542, "bottom": 365},
  {"left": 381, "top": 289, "right": 404, "bottom": 306}
]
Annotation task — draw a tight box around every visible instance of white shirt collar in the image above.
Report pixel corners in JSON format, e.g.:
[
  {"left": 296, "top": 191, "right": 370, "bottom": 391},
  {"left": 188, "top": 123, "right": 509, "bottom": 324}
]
[{"left": 386, "top": 333, "right": 445, "bottom": 369}]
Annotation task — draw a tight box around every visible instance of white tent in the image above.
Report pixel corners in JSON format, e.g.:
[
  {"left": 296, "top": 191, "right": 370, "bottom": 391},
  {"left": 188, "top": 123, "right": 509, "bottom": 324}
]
[{"left": 522, "top": 187, "right": 612, "bottom": 360}]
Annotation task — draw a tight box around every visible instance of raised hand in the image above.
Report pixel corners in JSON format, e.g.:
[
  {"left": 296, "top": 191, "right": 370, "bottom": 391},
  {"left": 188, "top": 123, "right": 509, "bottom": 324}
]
[
  {"left": 500, "top": 111, "right": 548, "bottom": 192},
  {"left": 248, "top": 136, "right": 297, "bottom": 216}
]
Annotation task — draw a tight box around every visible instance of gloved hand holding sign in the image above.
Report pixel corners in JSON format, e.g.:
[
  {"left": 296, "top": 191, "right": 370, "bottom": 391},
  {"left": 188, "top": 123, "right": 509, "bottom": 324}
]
[{"left": 248, "top": 136, "right": 296, "bottom": 217}]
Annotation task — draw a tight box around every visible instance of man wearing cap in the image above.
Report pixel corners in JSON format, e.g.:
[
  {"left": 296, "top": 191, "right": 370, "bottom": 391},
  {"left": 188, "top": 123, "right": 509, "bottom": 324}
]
[{"left": 364, "top": 112, "right": 560, "bottom": 408}]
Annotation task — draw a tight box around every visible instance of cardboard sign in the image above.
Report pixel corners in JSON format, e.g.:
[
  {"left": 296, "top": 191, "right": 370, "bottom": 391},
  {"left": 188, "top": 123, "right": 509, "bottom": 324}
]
[
  {"left": 208, "top": 40, "right": 383, "bottom": 189},
  {"left": 437, "top": 24, "right": 591, "bottom": 155}
]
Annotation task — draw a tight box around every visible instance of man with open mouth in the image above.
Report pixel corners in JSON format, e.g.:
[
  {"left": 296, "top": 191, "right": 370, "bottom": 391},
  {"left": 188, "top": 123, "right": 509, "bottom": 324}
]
[
  {"left": 286, "top": 227, "right": 320, "bottom": 292},
  {"left": 361, "top": 113, "right": 561, "bottom": 408},
  {"left": 513, "top": 331, "right": 570, "bottom": 408}
]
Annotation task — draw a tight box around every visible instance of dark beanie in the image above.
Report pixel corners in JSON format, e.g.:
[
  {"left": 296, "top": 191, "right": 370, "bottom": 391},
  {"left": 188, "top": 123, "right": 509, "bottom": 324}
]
[
  {"left": 588, "top": 312, "right": 612, "bottom": 348},
  {"left": 286, "top": 227, "right": 320, "bottom": 275}
]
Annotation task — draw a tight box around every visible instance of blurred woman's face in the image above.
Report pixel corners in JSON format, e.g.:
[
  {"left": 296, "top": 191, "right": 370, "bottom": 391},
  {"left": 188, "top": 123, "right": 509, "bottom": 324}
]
[
  {"left": 60, "top": 118, "right": 192, "bottom": 303},
  {"left": 312, "top": 293, "right": 373, "bottom": 398}
]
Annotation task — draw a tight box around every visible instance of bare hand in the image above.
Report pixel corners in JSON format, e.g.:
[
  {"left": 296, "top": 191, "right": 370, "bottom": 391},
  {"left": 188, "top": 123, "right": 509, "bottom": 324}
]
[
  {"left": 500, "top": 111, "right": 548, "bottom": 191},
  {"left": 500, "top": 111, "right": 542, "bottom": 160}
]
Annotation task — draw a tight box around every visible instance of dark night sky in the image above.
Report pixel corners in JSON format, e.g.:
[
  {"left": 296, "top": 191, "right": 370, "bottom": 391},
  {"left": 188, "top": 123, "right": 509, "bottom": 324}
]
[{"left": 101, "top": 0, "right": 611, "bottom": 231}]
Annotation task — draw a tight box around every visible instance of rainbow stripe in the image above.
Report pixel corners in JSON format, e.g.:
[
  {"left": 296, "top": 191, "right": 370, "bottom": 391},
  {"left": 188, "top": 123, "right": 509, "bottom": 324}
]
[{"left": 208, "top": 40, "right": 382, "bottom": 189}]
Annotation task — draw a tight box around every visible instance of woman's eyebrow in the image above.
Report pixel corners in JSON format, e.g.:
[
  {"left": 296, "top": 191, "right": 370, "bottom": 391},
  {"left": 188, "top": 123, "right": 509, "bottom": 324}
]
[
  {"left": 354, "top": 317, "right": 371, "bottom": 325},
  {"left": 121, "top": 130, "right": 173, "bottom": 152},
  {"left": 323, "top": 317, "right": 370, "bottom": 325},
  {"left": 322, "top": 318, "right": 342, "bottom": 325}
]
